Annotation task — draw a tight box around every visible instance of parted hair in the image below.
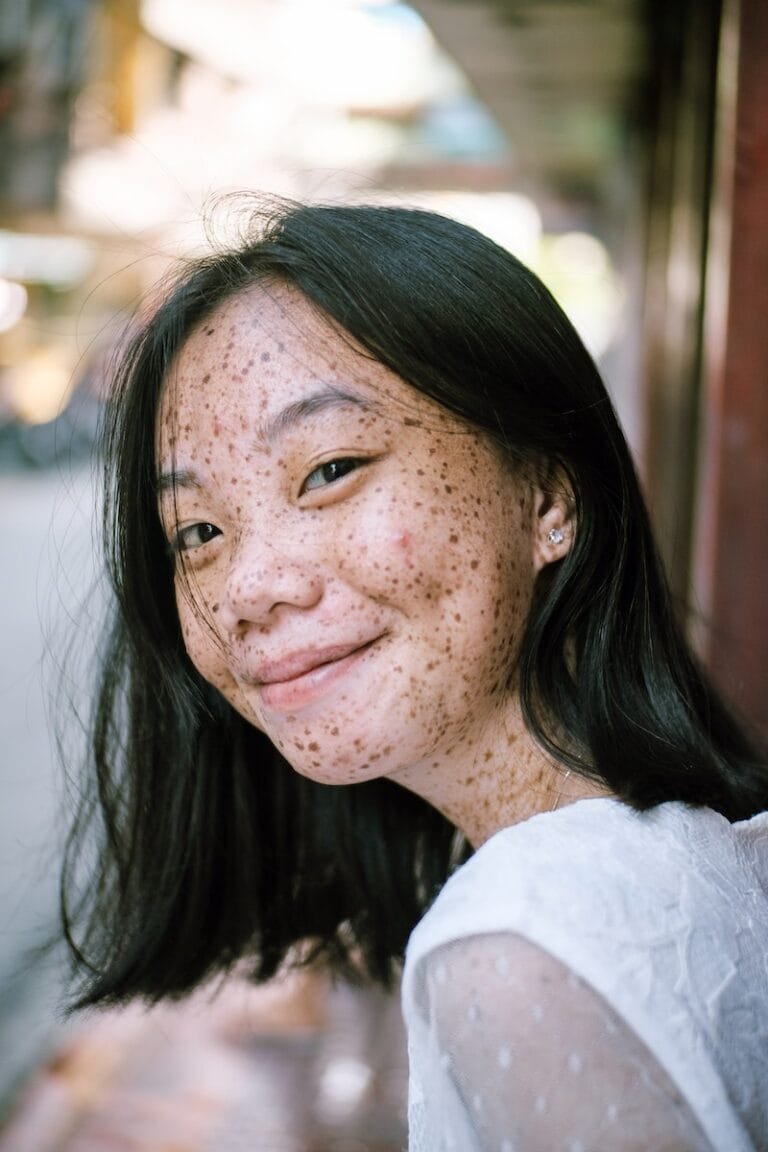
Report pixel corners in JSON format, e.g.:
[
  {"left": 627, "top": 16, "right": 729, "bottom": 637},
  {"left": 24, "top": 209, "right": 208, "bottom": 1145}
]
[{"left": 62, "top": 200, "right": 767, "bottom": 1008}]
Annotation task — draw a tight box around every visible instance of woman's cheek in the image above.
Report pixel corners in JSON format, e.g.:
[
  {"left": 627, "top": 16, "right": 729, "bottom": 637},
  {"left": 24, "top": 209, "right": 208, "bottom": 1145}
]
[
  {"left": 177, "top": 603, "right": 264, "bottom": 728},
  {"left": 335, "top": 506, "right": 447, "bottom": 606},
  {"left": 388, "top": 528, "right": 413, "bottom": 555},
  {"left": 176, "top": 587, "right": 226, "bottom": 688}
]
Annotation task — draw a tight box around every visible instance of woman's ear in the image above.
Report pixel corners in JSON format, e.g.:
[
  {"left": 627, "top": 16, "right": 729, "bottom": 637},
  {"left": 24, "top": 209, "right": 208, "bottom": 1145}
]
[{"left": 531, "top": 467, "right": 575, "bottom": 573}]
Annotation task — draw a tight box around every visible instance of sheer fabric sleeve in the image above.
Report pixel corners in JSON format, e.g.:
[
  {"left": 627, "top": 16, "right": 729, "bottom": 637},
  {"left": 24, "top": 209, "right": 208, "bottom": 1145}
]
[{"left": 412, "top": 932, "right": 715, "bottom": 1152}]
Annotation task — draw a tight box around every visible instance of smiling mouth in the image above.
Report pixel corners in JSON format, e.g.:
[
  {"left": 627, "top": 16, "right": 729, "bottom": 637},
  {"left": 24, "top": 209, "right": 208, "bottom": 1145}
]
[{"left": 250, "top": 639, "right": 379, "bottom": 711}]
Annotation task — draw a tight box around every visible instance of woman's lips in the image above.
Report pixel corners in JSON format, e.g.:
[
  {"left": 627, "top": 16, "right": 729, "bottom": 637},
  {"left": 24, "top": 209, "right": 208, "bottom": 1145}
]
[{"left": 249, "top": 640, "right": 378, "bottom": 712}]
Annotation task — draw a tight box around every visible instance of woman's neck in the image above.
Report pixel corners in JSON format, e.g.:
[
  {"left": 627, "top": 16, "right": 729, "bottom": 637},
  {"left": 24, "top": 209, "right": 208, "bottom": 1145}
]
[{"left": 391, "top": 697, "right": 610, "bottom": 847}]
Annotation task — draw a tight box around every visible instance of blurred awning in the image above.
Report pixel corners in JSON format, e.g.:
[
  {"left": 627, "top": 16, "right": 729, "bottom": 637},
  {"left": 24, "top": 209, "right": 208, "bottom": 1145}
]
[{"left": 408, "top": 0, "right": 644, "bottom": 213}]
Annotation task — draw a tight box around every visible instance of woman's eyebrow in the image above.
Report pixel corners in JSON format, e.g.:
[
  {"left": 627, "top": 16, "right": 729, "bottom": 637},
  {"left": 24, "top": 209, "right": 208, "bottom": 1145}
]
[
  {"left": 156, "top": 386, "right": 381, "bottom": 495},
  {"left": 156, "top": 468, "right": 201, "bottom": 496},
  {"left": 251, "top": 384, "right": 381, "bottom": 450}
]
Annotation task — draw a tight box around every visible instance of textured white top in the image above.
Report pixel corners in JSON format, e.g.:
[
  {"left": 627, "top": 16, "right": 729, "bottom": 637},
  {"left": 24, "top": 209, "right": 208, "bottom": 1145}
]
[{"left": 402, "top": 798, "right": 768, "bottom": 1152}]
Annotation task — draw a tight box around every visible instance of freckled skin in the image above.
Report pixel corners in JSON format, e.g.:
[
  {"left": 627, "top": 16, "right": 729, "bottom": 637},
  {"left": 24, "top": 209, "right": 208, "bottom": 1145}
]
[{"left": 157, "top": 284, "right": 606, "bottom": 846}]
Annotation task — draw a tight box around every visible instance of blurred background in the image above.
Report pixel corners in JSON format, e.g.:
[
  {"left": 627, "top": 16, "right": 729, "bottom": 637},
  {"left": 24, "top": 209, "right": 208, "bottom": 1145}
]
[{"left": 0, "top": 0, "right": 766, "bottom": 1148}]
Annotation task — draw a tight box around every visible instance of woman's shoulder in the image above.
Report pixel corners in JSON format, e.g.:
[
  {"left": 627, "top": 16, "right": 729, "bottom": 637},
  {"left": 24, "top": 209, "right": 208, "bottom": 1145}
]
[
  {"left": 407, "top": 796, "right": 768, "bottom": 965},
  {"left": 403, "top": 797, "right": 768, "bottom": 1152}
]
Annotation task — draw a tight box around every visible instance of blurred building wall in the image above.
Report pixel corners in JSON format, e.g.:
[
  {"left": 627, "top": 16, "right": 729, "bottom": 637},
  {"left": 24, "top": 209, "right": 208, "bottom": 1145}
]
[
  {"left": 691, "top": 0, "right": 768, "bottom": 740},
  {"left": 631, "top": 0, "right": 767, "bottom": 738}
]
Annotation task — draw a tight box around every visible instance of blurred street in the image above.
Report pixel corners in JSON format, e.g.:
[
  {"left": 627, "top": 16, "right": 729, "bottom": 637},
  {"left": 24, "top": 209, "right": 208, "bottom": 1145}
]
[{"left": 0, "top": 465, "right": 95, "bottom": 1105}]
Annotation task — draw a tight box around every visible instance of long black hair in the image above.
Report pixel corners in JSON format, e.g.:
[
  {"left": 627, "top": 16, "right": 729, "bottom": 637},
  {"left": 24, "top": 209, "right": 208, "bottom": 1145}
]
[{"left": 62, "top": 200, "right": 767, "bottom": 1008}]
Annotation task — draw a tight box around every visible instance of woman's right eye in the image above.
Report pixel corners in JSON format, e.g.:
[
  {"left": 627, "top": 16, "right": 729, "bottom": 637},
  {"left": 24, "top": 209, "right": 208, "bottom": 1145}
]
[{"left": 169, "top": 522, "right": 222, "bottom": 554}]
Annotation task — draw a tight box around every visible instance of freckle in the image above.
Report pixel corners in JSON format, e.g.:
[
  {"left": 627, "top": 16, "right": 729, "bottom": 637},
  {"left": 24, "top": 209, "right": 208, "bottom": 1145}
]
[
  {"left": 470, "top": 560, "right": 479, "bottom": 570},
  {"left": 308, "top": 741, "right": 319, "bottom": 751},
  {"left": 211, "top": 603, "right": 220, "bottom": 613},
  {"left": 449, "top": 534, "right": 458, "bottom": 544}
]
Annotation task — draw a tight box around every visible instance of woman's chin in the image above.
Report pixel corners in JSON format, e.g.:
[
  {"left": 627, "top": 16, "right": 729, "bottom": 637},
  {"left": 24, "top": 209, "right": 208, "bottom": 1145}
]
[{"left": 270, "top": 738, "right": 404, "bottom": 787}]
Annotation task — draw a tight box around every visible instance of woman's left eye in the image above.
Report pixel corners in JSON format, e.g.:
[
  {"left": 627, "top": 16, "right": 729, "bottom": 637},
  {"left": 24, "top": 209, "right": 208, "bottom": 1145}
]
[{"left": 301, "top": 457, "right": 362, "bottom": 493}]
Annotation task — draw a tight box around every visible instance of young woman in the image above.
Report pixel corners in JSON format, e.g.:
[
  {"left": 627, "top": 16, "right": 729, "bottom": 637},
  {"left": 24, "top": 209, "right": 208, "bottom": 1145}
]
[{"left": 64, "top": 202, "right": 768, "bottom": 1151}]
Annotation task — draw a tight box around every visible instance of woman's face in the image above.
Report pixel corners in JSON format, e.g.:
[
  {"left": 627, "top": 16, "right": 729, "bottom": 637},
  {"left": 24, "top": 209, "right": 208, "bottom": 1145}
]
[{"left": 157, "top": 283, "right": 553, "bottom": 788}]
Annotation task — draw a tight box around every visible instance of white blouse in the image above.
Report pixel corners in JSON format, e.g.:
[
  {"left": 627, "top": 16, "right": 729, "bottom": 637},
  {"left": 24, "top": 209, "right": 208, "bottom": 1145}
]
[{"left": 402, "top": 798, "right": 768, "bottom": 1152}]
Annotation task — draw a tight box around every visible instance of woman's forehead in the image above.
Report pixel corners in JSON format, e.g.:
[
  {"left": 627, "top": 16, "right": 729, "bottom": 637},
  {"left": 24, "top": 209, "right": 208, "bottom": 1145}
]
[
  {"left": 158, "top": 283, "right": 451, "bottom": 437},
  {"left": 173, "top": 284, "right": 348, "bottom": 384}
]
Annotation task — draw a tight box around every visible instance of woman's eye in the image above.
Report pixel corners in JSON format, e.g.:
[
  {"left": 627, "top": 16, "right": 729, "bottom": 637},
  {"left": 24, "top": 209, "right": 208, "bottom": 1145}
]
[
  {"left": 301, "top": 457, "right": 362, "bottom": 493},
  {"left": 169, "top": 522, "right": 222, "bottom": 553}
]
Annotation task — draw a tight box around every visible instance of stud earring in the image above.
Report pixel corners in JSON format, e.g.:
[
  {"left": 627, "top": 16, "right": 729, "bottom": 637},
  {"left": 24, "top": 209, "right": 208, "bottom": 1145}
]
[{"left": 547, "top": 528, "right": 565, "bottom": 545}]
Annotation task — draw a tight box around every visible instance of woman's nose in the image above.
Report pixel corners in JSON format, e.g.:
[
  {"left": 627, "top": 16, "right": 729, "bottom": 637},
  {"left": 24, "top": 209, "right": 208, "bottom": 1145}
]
[{"left": 216, "top": 536, "right": 323, "bottom": 633}]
